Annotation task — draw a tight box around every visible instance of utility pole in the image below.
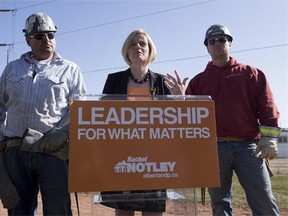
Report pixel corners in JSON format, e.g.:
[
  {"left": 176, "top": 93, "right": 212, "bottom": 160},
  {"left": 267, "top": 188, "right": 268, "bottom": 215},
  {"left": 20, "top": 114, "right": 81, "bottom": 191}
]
[
  {"left": 0, "top": 8, "right": 15, "bottom": 65},
  {"left": 0, "top": 44, "right": 12, "bottom": 65}
]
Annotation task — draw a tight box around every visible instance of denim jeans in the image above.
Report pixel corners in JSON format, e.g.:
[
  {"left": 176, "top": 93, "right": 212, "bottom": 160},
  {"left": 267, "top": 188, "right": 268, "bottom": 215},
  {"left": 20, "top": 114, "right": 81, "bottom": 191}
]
[
  {"left": 208, "top": 141, "right": 279, "bottom": 216},
  {"left": 5, "top": 147, "right": 72, "bottom": 215}
]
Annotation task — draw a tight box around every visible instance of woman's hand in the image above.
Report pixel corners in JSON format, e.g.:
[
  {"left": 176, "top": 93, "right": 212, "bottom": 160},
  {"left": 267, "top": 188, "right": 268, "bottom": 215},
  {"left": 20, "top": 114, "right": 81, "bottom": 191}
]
[{"left": 164, "top": 70, "right": 189, "bottom": 95}]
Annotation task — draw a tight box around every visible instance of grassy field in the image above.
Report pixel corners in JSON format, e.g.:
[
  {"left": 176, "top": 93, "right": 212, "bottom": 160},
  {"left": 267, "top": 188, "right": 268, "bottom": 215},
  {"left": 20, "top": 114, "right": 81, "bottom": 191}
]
[{"left": 196, "top": 175, "right": 288, "bottom": 209}]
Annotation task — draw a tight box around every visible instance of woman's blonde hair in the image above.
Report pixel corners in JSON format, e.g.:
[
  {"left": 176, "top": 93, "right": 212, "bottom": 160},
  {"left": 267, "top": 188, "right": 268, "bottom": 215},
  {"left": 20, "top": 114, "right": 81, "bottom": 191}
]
[{"left": 121, "top": 29, "right": 157, "bottom": 66}]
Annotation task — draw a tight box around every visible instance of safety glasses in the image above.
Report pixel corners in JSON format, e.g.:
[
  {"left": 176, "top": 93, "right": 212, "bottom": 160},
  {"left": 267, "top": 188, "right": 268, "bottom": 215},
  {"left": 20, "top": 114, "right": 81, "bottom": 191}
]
[
  {"left": 31, "top": 32, "right": 55, "bottom": 40},
  {"left": 208, "top": 37, "right": 228, "bottom": 45}
]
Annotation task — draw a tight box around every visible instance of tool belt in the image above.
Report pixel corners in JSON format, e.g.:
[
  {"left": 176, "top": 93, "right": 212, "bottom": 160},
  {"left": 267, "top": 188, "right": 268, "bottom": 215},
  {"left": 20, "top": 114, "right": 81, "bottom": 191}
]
[
  {"left": 5, "top": 139, "right": 22, "bottom": 148},
  {"left": 4, "top": 132, "right": 69, "bottom": 162}
]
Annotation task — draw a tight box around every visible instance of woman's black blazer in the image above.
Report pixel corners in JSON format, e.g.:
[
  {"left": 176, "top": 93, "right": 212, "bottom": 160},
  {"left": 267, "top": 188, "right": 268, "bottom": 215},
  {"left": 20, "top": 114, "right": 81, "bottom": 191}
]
[{"left": 102, "top": 68, "right": 170, "bottom": 95}]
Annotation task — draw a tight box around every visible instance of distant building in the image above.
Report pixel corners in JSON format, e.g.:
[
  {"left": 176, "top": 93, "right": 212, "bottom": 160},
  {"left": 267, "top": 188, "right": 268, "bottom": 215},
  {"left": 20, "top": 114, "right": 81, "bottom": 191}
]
[{"left": 278, "top": 128, "right": 288, "bottom": 158}]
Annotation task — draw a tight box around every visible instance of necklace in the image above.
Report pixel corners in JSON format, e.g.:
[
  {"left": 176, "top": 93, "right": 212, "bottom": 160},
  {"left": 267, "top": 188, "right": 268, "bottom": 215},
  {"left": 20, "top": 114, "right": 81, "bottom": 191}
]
[{"left": 130, "top": 71, "right": 149, "bottom": 84}]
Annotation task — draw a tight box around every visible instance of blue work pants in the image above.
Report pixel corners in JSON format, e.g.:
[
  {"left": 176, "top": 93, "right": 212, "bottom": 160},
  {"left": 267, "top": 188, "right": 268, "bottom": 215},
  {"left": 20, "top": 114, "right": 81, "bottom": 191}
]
[
  {"left": 208, "top": 141, "right": 279, "bottom": 216},
  {"left": 5, "top": 147, "right": 72, "bottom": 215}
]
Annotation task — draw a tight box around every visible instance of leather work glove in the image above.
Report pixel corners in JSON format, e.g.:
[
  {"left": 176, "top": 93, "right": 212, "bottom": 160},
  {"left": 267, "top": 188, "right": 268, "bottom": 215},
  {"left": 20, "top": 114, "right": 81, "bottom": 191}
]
[
  {"left": 40, "top": 111, "right": 70, "bottom": 153},
  {"left": 21, "top": 111, "right": 70, "bottom": 159},
  {"left": 22, "top": 128, "right": 44, "bottom": 152},
  {"left": 39, "top": 124, "right": 69, "bottom": 153},
  {"left": 256, "top": 125, "right": 281, "bottom": 160},
  {"left": 255, "top": 137, "right": 278, "bottom": 159},
  {"left": 49, "top": 141, "right": 69, "bottom": 161}
]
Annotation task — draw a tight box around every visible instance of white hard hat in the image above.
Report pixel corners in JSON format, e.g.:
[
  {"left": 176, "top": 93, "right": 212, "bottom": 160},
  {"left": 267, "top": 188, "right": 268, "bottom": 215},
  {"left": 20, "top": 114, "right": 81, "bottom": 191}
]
[{"left": 23, "top": 12, "right": 57, "bottom": 36}]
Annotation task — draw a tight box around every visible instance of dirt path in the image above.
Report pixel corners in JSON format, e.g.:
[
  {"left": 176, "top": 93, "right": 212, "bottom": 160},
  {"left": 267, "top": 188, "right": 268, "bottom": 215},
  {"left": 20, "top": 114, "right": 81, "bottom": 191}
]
[{"left": 1, "top": 158, "right": 287, "bottom": 215}]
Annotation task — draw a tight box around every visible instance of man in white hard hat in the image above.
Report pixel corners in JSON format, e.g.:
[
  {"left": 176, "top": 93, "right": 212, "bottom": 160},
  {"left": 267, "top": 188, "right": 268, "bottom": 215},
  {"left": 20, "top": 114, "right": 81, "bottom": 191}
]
[{"left": 0, "top": 12, "right": 86, "bottom": 215}]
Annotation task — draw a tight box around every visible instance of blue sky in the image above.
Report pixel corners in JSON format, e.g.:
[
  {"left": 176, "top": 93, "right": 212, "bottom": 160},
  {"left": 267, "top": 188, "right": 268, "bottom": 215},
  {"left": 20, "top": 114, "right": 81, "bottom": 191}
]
[{"left": 0, "top": 0, "right": 287, "bottom": 128}]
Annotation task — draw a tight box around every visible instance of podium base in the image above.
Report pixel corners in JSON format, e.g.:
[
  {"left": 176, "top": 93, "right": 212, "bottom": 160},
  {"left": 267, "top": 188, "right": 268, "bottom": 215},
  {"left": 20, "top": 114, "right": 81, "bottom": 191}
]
[{"left": 91, "top": 189, "right": 197, "bottom": 216}]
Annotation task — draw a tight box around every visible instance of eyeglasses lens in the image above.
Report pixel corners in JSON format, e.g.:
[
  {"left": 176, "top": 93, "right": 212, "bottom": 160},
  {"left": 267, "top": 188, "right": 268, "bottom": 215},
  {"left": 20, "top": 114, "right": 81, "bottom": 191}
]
[
  {"left": 33, "top": 33, "right": 55, "bottom": 40},
  {"left": 208, "top": 37, "right": 228, "bottom": 45}
]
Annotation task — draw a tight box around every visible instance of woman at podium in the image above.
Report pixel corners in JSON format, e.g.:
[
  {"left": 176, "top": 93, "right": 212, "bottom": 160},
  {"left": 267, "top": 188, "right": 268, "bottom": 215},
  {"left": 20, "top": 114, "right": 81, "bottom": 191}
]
[{"left": 101, "top": 29, "right": 187, "bottom": 216}]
